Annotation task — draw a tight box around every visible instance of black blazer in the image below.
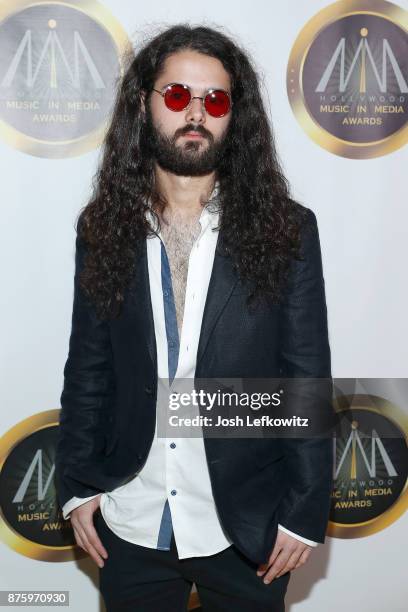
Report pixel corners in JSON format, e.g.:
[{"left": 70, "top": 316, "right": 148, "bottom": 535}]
[{"left": 55, "top": 206, "right": 333, "bottom": 565}]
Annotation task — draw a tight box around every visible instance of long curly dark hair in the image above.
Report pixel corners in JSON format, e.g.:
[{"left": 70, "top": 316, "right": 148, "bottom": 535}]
[{"left": 77, "top": 24, "right": 308, "bottom": 319}]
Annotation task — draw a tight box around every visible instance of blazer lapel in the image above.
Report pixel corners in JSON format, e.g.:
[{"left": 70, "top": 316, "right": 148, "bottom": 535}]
[
  {"left": 132, "top": 239, "right": 157, "bottom": 372},
  {"left": 196, "top": 229, "right": 238, "bottom": 369}
]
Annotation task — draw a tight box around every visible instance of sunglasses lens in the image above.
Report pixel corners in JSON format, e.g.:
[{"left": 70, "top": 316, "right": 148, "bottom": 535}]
[
  {"left": 205, "top": 90, "right": 231, "bottom": 117},
  {"left": 164, "top": 84, "right": 191, "bottom": 111}
]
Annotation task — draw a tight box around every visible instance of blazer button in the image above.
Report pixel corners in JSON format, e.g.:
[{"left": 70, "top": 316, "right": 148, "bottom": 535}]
[{"left": 145, "top": 386, "right": 153, "bottom": 395}]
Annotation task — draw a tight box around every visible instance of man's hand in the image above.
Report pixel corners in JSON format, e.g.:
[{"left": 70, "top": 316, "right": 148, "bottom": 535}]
[
  {"left": 256, "top": 530, "right": 312, "bottom": 583},
  {"left": 70, "top": 495, "right": 108, "bottom": 568}
]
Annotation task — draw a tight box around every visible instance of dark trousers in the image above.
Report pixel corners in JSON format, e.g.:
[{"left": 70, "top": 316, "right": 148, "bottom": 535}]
[{"left": 94, "top": 509, "right": 290, "bottom": 611}]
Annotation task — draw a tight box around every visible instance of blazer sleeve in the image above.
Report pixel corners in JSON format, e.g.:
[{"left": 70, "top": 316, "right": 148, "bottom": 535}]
[
  {"left": 55, "top": 230, "right": 116, "bottom": 509},
  {"left": 277, "top": 208, "right": 334, "bottom": 544}
]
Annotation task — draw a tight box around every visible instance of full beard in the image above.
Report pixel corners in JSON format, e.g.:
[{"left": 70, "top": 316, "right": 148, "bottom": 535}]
[{"left": 143, "top": 106, "right": 230, "bottom": 176}]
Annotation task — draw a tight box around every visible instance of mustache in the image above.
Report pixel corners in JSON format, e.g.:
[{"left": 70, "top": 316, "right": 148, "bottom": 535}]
[{"left": 175, "top": 125, "right": 213, "bottom": 141}]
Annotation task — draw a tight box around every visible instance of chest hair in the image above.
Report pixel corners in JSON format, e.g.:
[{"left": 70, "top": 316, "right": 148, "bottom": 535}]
[{"left": 159, "top": 212, "right": 202, "bottom": 336}]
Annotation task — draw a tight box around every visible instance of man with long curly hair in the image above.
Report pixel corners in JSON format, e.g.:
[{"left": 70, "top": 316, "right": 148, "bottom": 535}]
[{"left": 56, "top": 24, "right": 333, "bottom": 611}]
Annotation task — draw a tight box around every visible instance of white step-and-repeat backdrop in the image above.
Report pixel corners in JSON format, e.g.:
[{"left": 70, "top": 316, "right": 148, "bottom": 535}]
[{"left": 0, "top": 1, "right": 407, "bottom": 610}]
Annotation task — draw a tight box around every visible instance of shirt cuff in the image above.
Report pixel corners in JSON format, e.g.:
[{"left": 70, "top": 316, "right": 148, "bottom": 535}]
[
  {"left": 62, "top": 495, "right": 101, "bottom": 520},
  {"left": 277, "top": 524, "right": 319, "bottom": 547}
]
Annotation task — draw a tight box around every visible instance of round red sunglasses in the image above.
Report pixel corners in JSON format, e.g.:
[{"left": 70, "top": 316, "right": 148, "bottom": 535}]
[{"left": 151, "top": 82, "right": 232, "bottom": 118}]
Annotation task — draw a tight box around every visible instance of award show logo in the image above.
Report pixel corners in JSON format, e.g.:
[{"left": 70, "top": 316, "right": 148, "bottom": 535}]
[
  {"left": 0, "top": 0, "right": 132, "bottom": 158},
  {"left": 329, "top": 394, "right": 408, "bottom": 538},
  {"left": 287, "top": 0, "right": 408, "bottom": 158},
  {"left": 0, "top": 410, "right": 84, "bottom": 561}
]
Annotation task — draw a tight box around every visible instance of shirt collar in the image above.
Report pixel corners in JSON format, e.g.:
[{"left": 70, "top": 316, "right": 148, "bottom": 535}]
[
  {"left": 146, "top": 180, "right": 220, "bottom": 233},
  {"left": 198, "top": 180, "right": 220, "bottom": 230}
]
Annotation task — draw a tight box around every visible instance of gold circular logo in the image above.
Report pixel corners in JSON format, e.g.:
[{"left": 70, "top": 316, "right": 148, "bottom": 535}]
[
  {"left": 287, "top": 0, "right": 408, "bottom": 158},
  {"left": 0, "top": 0, "right": 132, "bottom": 158},
  {"left": 328, "top": 393, "right": 408, "bottom": 538},
  {"left": 0, "top": 410, "right": 85, "bottom": 561}
]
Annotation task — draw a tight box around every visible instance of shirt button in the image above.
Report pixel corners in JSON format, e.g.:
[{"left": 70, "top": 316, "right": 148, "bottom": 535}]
[
  {"left": 168, "top": 340, "right": 176, "bottom": 348},
  {"left": 171, "top": 489, "right": 177, "bottom": 496},
  {"left": 163, "top": 289, "right": 169, "bottom": 298},
  {"left": 170, "top": 442, "right": 176, "bottom": 449}
]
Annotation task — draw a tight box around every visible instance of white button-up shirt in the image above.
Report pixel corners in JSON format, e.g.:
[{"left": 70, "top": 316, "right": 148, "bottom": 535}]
[{"left": 62, "top": 185, "right": 318, "bottom": 556}]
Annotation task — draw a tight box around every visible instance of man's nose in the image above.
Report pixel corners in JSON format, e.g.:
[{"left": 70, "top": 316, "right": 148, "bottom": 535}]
[{"left": 185, "top": 96, "right": 206, "bottom": 123}]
